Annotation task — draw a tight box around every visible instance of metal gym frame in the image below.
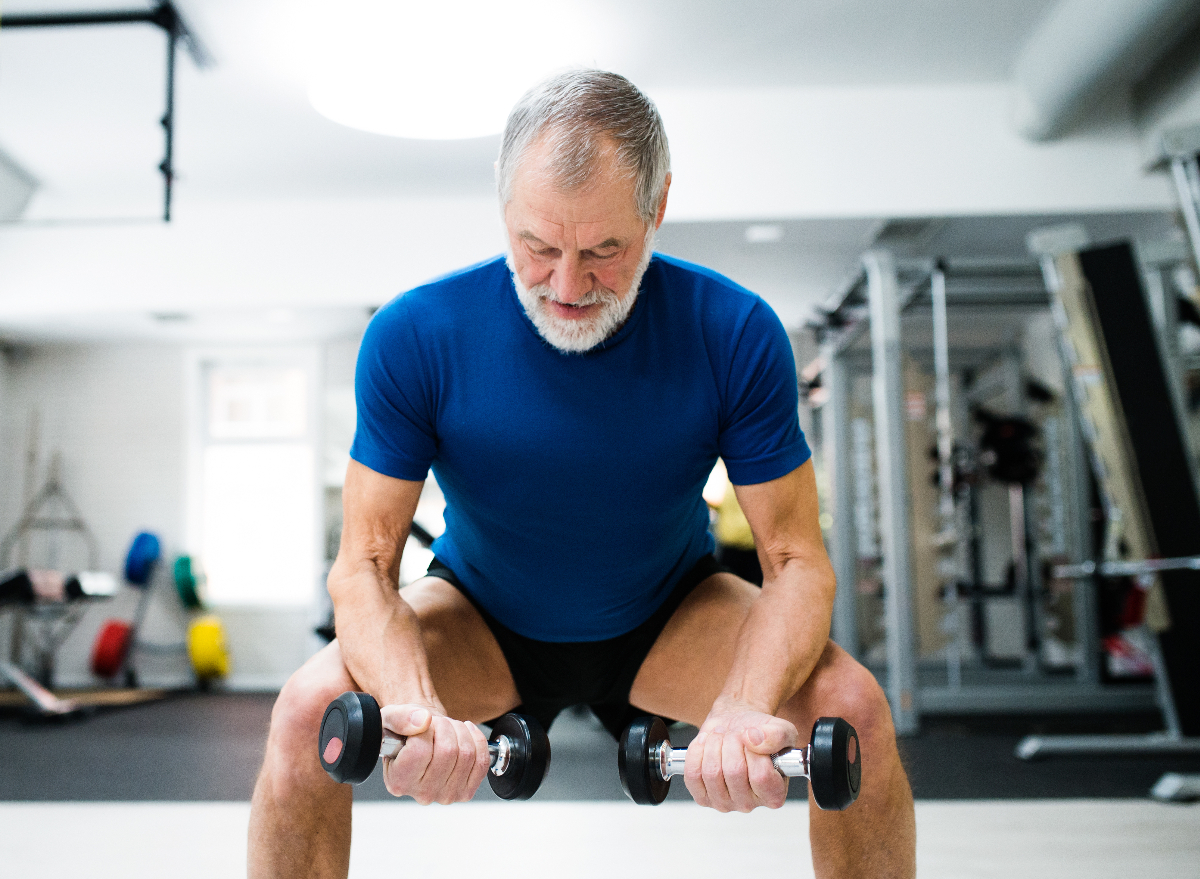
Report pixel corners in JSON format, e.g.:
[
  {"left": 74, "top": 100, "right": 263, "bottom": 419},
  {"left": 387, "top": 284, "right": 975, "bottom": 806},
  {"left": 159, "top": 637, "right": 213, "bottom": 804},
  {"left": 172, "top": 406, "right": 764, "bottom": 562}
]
[
  {"left": 1010, "top": 134, "right": 1200, "bottom": 790},
  {"left": 815, "top": 255, "right": 1149, "bottom": 736},
  {"left": 0, "top": 1, "right": 211, "bottom": 221}
]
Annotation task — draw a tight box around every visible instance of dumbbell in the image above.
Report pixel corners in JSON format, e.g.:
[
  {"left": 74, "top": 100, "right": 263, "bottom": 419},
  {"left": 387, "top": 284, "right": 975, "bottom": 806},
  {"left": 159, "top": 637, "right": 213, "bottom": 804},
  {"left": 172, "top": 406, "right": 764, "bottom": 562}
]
[
  {"left": 318, "top": 691, "right": 551, "bottom": 800},
  {"left": 618, "top": 715, "right": 861, "bottom": 810}
]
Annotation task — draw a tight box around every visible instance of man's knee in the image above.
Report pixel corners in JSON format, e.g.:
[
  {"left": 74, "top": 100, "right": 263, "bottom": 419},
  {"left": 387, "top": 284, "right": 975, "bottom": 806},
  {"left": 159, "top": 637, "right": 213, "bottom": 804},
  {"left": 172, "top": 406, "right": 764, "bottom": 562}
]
[
  {"left": 264, "top": 644, "right": 355, "bottom": 780},
  {"left": 795, "top": 645, "right": 895, "bottom": 745}
]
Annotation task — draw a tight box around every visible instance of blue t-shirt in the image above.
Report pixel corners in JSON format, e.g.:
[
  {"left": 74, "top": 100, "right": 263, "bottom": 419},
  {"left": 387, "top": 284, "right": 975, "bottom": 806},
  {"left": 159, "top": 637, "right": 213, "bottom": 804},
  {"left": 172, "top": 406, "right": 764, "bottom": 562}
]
[{"left": 350, "top": 253, "right": 810, "bottom": 641}]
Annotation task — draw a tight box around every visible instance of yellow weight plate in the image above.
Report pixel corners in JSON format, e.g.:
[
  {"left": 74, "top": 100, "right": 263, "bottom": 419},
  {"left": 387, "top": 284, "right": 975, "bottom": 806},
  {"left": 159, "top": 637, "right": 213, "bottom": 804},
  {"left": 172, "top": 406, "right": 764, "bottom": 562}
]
[{"left": 188, "top": 616, "right": 230, "bottom": 680}]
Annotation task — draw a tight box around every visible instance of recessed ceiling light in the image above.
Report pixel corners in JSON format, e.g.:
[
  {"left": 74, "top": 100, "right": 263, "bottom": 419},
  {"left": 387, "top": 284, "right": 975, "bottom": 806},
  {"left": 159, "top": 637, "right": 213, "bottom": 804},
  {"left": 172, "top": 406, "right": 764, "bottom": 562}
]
[
  {"left": 745, "top": 224, "right": 784, "bottom": 244},
  {"left": 306, "top": 1, "right": 608, "bottom": 140}
]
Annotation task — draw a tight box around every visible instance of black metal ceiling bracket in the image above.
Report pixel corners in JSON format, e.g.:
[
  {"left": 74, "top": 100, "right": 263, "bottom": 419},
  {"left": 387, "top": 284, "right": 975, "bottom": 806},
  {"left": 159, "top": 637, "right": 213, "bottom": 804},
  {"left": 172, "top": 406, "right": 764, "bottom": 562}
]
[{"left": 0, "top": 2, "right": 212, "bottom": 221}]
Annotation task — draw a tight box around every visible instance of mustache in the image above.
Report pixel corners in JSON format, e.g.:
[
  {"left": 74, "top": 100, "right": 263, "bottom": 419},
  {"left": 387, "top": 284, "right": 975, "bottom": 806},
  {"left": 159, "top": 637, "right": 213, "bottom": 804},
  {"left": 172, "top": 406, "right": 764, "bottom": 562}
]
[{"left": 531, "top": 285, "right": 619, "bottom": 307}]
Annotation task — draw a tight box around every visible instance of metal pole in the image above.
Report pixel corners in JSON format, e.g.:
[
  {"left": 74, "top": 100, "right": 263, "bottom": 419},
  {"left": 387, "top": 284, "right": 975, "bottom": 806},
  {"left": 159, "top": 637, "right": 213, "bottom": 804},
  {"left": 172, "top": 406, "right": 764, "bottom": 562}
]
[
  {"left": 0, "top": 2, "right": 209, "bottom": 223},
  {"left": 864, "top": 250, "right": 919, "bottom": 735},
  {"left": 931, "top": 261, "right": 963, "bottom": 689},
  {"left": 824, "top": 342, "right": 860, "bottom": 659},
  {"left": 161, "top": 16, "right": 177, "bottom": 222},
  {"left": 1171, "top": 154, "right": 1200, "bottom": 269},
  {"left": 1040, "top": 255, "right": 1101, "bottom": 684}
]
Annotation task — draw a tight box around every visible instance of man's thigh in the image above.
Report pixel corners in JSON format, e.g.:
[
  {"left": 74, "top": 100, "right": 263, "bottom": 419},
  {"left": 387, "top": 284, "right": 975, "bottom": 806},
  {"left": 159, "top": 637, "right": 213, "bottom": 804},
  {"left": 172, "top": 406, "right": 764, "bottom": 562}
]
[
  {"left": 383, "top": 575, "right": 522, "bottom": 723},
  {"left": 628, "top": 572, "right": 862, "bottom": 731},
  {"left": 627, "top": 570, "right": 758, "bottom": 726}
]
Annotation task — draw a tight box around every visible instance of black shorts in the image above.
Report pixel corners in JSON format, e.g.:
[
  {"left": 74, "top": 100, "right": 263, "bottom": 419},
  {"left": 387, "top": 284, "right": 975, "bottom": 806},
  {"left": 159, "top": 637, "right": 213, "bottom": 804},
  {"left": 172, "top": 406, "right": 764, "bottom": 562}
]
[{"left": 426, "top": 554, "right": 728, "bottom": 740}]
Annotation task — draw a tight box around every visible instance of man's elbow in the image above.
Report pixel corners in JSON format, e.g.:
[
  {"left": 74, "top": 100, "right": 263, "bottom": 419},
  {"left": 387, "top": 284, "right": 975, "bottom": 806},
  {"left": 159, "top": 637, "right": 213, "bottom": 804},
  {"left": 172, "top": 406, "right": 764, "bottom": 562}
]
[{"left": 762, "top": 545, "right": 836, "bottom": 602}]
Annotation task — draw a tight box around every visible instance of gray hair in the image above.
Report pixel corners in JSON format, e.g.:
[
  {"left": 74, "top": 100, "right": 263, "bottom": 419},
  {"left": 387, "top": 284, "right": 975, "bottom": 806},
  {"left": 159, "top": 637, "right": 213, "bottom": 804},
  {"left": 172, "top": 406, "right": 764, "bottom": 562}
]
[{"left": 497, "top": 69, "right": 671, "bottom": 223}]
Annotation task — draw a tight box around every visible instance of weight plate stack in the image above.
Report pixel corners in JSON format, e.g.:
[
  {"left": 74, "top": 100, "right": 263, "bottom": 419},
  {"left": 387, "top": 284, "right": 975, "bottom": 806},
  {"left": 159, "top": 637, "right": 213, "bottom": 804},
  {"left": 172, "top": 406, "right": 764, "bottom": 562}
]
[
  {"left": 488, "top": 713, "right": 550, "bottom": 800},
  {"left": 320, "top": 691, "right": 383, "bottom": 784},
  {"left": 808, "top": 717, "right": 862, "bottom": 811},
  {"left": 618, "top": 715, "right": 672, "bottom": 805}
]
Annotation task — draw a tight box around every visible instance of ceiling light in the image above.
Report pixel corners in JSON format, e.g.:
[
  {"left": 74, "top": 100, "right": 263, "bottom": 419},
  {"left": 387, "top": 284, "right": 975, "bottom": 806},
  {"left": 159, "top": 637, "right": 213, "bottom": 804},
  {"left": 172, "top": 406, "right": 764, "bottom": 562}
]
[
  {"left": 306, "top": 1, "right": 609, "bottom": 140},
  {"left": 745, "top": 224, "right": 784, "bottom": 244}
]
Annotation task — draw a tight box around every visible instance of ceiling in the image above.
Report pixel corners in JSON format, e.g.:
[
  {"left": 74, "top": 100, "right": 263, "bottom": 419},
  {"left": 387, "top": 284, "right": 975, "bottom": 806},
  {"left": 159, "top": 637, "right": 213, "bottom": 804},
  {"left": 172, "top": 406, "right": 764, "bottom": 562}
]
[
  {"left": 0, "top": 0, "right": 1059, "bottom": 213},
  {"left": 0, "top": 0, "right": 1190, "bottom": 343}
]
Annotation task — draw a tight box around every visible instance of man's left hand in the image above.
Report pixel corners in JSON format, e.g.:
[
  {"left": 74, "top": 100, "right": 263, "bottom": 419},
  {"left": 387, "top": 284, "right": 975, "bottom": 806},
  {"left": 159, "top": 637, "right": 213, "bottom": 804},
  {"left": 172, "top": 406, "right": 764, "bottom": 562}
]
[{"left": 683, "top": 698, "right": 798, "bottom": 812}]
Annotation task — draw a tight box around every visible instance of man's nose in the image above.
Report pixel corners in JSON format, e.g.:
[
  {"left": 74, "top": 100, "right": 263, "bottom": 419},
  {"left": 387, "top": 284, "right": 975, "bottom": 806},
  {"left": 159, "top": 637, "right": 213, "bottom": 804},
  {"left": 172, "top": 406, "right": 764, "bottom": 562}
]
[{"left": 551, "top": 257, "right": 592, "bottom": 303}]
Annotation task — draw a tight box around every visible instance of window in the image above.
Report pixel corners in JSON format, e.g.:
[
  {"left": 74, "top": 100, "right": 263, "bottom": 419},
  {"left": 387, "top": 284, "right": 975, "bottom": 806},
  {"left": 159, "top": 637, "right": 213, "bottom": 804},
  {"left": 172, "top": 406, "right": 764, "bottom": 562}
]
[{"left": 188, "top": 353, "right": 320, "bottom": 606}]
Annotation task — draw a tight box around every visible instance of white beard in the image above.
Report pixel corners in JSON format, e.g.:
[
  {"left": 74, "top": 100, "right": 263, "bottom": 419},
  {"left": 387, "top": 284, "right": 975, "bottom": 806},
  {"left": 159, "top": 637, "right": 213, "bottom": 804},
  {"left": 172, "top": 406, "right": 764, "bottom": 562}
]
[{"left": 510, "top": 229, "right": 655, "bottom": 354}]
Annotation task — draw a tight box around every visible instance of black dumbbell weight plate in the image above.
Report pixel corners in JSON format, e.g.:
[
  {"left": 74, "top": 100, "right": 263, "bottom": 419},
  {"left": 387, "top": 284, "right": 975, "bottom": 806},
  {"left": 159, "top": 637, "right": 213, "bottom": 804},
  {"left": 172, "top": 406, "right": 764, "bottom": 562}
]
[
  {"left": 618, "top": 716, "right": 672, "bottom": 805},
  {"left": 808, "top": 717, "right": 861, "bottom": 810},
  {"left": 488, "top": 713, "right": 550, "bottom": 800},
  {"left": 319, "top": 691, "right": 383, "bottom": 784}
]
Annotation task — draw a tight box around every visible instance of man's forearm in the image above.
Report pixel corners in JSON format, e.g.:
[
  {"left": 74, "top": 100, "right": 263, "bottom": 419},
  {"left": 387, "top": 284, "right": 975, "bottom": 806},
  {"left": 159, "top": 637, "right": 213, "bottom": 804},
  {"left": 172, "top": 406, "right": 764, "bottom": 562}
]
[
  {"left": 327, "top": 558, "right": 440, "bottom": 709},
  {"left": 716, "top": 555, "right": 835, "bottom": 715}
]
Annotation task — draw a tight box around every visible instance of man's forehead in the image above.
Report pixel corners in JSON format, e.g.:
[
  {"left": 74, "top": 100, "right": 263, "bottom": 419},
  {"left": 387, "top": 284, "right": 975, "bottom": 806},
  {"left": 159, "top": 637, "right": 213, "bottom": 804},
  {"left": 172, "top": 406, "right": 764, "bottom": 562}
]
[{"left": 509, "top": 169, "right": 639, "bottom": 237}]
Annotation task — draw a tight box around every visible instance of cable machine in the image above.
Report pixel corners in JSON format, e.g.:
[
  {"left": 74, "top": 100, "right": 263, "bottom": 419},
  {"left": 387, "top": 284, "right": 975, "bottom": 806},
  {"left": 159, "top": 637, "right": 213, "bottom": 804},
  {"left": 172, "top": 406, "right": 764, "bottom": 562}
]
[
  {"left": 810, "top": 255, "right": 1159, "bottom": 735},
  {"left": 0, "top": 1, "right": 211, "bottom": 221}
]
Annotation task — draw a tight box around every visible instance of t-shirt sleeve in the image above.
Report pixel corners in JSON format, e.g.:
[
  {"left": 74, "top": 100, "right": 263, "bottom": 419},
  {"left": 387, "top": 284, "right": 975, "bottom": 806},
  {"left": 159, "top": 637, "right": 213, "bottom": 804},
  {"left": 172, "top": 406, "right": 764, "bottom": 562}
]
[
  {"left": 349, "top": 298, "right": 439, "bottom": 481},
  {"left": 718, "top": 299, "right": 812, "bottom": 485}
]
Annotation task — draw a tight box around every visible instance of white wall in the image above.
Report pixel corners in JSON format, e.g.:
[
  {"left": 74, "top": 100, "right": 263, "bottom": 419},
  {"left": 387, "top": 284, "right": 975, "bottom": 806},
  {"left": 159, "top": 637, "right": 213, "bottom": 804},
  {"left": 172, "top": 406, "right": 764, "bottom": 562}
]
[
  {"left": 0, "top": 85, "right": 1179, "bottom": 329},
  {"left": 656, "top": 83, "right": 1173, "bottom": 220}
]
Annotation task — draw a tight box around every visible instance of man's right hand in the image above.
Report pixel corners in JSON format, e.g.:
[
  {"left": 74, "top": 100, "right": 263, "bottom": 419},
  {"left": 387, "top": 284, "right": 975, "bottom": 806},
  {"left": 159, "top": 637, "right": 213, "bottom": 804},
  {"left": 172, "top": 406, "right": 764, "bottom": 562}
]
[{"left": 378, "top": 704, "right": 491, "bottom": 804}]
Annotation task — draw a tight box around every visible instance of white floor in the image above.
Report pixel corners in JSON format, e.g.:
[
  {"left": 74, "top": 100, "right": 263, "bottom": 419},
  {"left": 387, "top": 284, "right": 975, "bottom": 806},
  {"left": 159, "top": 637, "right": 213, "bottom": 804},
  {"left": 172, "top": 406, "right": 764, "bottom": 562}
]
[{"left": 1, "top": 800, "right": 1197, "bottom": 878}]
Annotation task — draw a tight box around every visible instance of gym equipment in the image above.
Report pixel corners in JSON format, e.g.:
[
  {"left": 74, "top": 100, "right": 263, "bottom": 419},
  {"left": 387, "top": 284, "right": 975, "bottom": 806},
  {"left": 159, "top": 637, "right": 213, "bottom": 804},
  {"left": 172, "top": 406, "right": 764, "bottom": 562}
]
[
  {"left": 90, "top": 620, "right": 133, "bottom": 678},
  {"left": 93, "top": 531, "right": 164, "bottom": 685},
  {"left": 173, "top": 556, "right": 204, "bottom": 609},
  {"left": 1151, "top": 773, "right": 1200, "bottom": 803},
  {"left": 1052, "top": 555, "right": 1200, "bottom": 579},
  {"left": 618, "top": 715, "right": 861, "bottom": 810},
  {"left": 1015, "top": 242, "right": 1200, "bottom": 790},
  {"left": 0, "top": 570, "right": 35, "bottom": 605},
  {"left": 187, "top": 616, "right": 229, "bottom": 680},
  {"left": 0, "top": 660, "right": 87, "bottom": 720},
  {"left": 318, "top": 691, "right": 551, "bottom": 800},
  {"left": 0, "top": 3, "right": 212, "bottom": 223},
  {"left": 124, "top": 532, "right": 161, "bottom": 586},
  {"left": 0, "top": 451, "right": 101, "bottom": 688}
]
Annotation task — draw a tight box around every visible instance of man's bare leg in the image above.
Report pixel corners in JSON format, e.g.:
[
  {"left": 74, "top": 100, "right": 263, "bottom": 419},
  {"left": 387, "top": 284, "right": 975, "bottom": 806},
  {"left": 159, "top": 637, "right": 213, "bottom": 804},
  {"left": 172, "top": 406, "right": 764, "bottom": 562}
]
[
  {"left": 247, "top": 576, "right": 521, "bottom": 879},
  {"left": 630, "top": 571, "right": 916, "bottom": 879}
]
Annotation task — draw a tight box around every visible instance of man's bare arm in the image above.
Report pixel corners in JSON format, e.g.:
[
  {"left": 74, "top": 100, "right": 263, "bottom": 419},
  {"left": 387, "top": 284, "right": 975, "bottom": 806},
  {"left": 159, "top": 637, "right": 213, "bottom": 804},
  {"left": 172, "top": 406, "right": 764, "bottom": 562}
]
[
  {"left": 326, "top": 459, "right": 440, "bottom": 710},
  {"left": 326, "top": 459, "right": 491, "bottom": 804},
  {"left": 684, "top": 459, "right": 836, "bottom": 812},
  {"left": 720, "top": 459, "right": 836, "bottom": 715}
]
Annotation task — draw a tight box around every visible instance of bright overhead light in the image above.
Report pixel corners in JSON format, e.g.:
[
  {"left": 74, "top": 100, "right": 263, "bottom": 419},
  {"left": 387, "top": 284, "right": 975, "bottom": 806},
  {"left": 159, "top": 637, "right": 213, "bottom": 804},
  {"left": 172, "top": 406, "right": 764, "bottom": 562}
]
[
  {"left": 745, "top": 224, "right": 784, "bottom": 244},
  {"left": 307, "top": 1, "right": 608, "bottom": 140}
]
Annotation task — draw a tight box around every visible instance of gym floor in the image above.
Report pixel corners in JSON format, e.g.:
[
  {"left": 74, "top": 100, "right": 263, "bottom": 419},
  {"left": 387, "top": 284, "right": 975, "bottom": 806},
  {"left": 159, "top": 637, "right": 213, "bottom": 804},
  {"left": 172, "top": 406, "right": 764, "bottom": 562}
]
[{"left": 1, "top": 693, "right": 1198, "bottom": 876}]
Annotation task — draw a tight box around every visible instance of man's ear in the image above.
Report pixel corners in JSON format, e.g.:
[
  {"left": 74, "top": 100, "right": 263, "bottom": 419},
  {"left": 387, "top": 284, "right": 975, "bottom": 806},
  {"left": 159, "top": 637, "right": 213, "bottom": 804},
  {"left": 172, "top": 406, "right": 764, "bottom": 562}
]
[{"left": 654, "top": 173, "right": 672, "bottom": 230}]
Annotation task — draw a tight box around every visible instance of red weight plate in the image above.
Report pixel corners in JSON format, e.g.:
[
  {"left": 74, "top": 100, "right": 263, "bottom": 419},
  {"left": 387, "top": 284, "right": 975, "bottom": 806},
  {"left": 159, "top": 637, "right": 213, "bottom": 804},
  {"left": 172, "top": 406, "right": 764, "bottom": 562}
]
[{"left": 91, "top": 620, "right": 132, "bottom": 678}]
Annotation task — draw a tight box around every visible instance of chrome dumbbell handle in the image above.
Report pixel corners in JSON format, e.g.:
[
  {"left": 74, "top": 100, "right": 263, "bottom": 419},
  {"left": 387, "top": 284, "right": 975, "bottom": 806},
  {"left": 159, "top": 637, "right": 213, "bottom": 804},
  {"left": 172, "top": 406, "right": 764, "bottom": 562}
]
[
  {"left": 380, "top": 732, "right": 513, "bottom": 776},
  {"left": 655, "top": 739, "right": 811, "bottom": 780}
]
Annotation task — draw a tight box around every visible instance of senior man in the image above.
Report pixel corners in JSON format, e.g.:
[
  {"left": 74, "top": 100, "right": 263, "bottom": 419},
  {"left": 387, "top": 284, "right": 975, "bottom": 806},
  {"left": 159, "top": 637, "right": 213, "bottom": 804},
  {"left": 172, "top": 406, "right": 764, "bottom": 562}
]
[{"left": 248, "top": 70, "right": 915, "bottom": 878}]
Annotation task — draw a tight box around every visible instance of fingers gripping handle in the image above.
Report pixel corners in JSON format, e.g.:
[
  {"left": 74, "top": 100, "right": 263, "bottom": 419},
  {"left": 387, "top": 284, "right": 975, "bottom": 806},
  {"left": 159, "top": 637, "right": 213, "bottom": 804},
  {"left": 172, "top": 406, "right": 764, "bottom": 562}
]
[
  {"left": 379, "top": 732, "right": 509, "bottom": 772},
  {"left": 657, "top": 742, "right": 812, "bottom": 780},
  {"left": 619, "top": 715, "right": 861, "bottom": 810},
  {"left": 319, "top": 693, "right": 510, "bottom": 785},
  {"left": 320, "top": 692, "right": 545, "bottom": 798}
]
